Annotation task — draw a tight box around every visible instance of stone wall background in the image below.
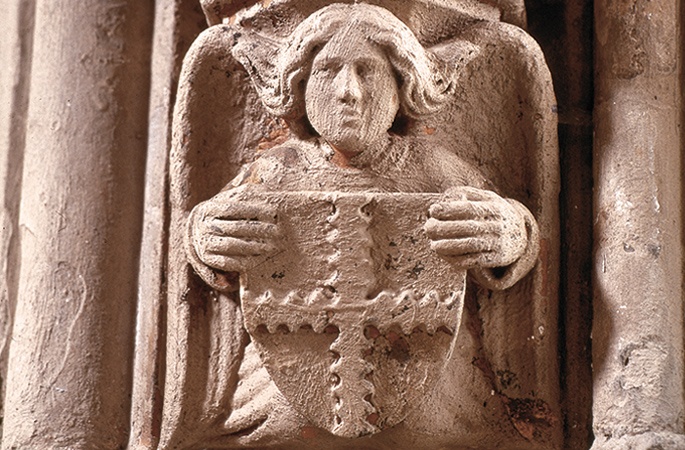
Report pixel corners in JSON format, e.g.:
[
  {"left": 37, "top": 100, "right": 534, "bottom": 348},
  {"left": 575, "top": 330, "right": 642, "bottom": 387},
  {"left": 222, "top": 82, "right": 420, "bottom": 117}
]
[{"left": 0, "top": 0, "right": 681, "bottom": 449}]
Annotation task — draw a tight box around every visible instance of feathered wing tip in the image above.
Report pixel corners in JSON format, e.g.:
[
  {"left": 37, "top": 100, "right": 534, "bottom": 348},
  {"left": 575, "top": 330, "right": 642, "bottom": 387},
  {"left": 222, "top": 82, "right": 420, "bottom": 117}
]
[{"left": 231, "top": 29, "right": 287, "bottom": 115}]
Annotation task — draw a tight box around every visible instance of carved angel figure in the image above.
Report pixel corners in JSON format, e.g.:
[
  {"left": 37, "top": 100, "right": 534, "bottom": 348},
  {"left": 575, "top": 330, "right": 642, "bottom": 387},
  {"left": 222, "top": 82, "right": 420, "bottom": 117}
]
[
  {"left": 160, "top": 2, "right": 559, "bottom": 449},
  {"left": 188, "top": 4, "right": 538, "bottom": 293}
]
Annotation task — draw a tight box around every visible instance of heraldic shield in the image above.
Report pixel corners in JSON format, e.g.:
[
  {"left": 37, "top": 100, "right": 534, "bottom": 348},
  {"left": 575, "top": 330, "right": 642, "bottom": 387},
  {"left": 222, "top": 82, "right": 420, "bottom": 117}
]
[
  {"left": 236, "top": 189, "right": 465, "bottom": 438},
  {"left": 157, "top": 1, "right": 561, "bottom": 448}
]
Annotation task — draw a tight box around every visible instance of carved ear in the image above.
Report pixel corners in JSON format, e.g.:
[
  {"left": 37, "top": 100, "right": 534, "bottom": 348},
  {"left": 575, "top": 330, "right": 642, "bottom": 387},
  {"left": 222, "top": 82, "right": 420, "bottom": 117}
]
[{"left": 231, "top": 30, "right": 284, "bottom": 113}]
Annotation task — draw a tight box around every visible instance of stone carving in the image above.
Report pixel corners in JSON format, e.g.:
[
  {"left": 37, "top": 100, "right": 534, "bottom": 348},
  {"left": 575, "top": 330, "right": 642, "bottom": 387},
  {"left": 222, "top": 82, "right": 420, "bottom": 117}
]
[{"left": 162, "top": 1, "right": 560, "bottom": 448}]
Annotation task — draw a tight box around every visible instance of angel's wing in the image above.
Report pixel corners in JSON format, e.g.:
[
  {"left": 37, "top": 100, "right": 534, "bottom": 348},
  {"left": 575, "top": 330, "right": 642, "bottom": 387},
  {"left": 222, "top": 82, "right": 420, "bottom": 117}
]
[
  {"left": 450, "top": 20, "right": 560, "bottom": 414},
  {"left": 412, "top": 20, "right": 561, "bottom": 446},
  {"left": 160, "top": 2, "right": 559, "bottom": 448},
  {"left": 161, "top": 24, "right": 285, "bottom": 448}
]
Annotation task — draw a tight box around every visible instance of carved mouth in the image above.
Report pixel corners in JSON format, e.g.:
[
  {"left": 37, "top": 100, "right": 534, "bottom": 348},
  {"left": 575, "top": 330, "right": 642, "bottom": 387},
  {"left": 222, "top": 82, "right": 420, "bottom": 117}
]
[
  {"left": 340, "top": 117, "right": 361, "bottom": 128},
  {"left": 340, "top": 107, "right": 361, "bottom": 117}
]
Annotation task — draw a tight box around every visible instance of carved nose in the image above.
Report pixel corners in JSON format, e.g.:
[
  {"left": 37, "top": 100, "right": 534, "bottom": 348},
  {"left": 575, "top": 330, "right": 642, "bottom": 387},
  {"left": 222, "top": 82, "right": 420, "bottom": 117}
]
[{"left": 335, "top": 65, "right": 362, "bottom": 104}]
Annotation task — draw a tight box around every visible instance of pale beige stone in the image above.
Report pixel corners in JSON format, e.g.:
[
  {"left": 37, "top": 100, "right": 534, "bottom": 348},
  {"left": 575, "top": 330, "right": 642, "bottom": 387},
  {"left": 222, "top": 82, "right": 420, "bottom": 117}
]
[
  {"left": 162, "top": 2, "right": 560, "bottom": 448},
  {"left": 1, "top": 1, "right": 153, "bottom": 448},
  {"left": 592, "top": 0, "right": 685, "bottom": 448},
  {"left": 1, "top": 0, "right": 683, "bottom": 449},
  {"left": 0, "top": 0, "right": 34, "bottom": 422},
  {"left": 128, "top": 1, "right": 203, "bottom": 448}
]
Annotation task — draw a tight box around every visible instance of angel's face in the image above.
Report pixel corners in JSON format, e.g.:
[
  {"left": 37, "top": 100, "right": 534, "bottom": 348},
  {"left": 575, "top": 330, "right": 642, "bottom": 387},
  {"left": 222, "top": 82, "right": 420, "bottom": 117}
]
[{"left": 305, "top": 30, "right": 399, "bottom": 157}]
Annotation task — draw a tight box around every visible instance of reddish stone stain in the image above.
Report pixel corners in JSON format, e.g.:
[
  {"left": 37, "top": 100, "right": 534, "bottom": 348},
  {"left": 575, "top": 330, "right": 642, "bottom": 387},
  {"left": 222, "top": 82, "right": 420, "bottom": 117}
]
[
  {"left": 257, "top": 118, "right": 290, "bottom": 152},
  {"left": 424, "top": 126, "right": 436, "bottom": 135},
  {"left": 366, "top": 413, "right": 379, "bottom": 425},
  {"left": 364, "top": 325, "right": 380, "bottom": 340},
  {"left": 324, "top": 324, "right": 339, "bottom": 334},
  {"left": 300, "top": 426, "right": 318, "bottom": 439},
  {"left": 500, "top": 395, "right": 557, "bottom": 441},
  {"left": 213, "top": 270, "right": 239, "bottom": 292},
  {"left": 386, "top": 330, "right": 400, "bottom": 343},
  {"left": 330, "top": 149, "right": 354, "bottom": 168},
  {"left": 386, "top": 332, "right": 409, "bottom": 363}
]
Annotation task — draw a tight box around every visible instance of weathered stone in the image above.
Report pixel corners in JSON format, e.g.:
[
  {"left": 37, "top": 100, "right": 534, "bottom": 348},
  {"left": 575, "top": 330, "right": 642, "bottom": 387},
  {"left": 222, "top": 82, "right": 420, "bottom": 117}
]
[
  {"left": 0, "top": 0, "right": 34, "bottom": 424},
  {"left": 162, "top": 2, "right": 560, "bottom": 448},
  {"left": 1, "top": 1, "right": 153, "bottom": 448},
  {"left": 2, "top": 0, "right": 682, "bottom": 449},
  {"left": 128, "top": 2, "right": 207, "bottom": 449},
  {"left": 592, "top": 0, "right": 684, "bottom": 448}
]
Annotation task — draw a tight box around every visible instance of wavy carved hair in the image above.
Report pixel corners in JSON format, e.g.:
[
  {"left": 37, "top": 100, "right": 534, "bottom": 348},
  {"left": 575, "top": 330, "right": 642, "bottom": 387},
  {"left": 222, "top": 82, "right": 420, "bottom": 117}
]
[{"left": 237, "top": 3, "right": 457, "bottom": 123}]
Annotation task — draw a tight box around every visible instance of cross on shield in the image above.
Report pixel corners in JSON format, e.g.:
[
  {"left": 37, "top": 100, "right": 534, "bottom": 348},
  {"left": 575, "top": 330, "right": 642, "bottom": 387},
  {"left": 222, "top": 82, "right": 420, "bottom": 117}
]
[{"left": 239, "top": 191, "right": 465, "bottom": 438}]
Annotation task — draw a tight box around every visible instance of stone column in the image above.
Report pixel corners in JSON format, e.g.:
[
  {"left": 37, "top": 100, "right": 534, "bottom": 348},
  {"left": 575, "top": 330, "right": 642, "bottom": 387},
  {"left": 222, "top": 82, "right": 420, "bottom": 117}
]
[
  {"left": 2, "top": 1, "right": 153, "bottom": 448},
  {"left": 128, "top": 1, "right": 205, "bottom": 448},
  {"left": 592, "top": 0, "right": 684, "bottom": 448},
  {"left": 0, "top": 0, "right": 34, "bottom": 419}
]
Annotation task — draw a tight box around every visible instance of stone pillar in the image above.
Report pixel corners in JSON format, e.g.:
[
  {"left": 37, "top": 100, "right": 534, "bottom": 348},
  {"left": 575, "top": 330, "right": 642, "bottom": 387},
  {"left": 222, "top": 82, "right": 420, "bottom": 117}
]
[
  {"left": 127, "top": 0, "right": 177, "bottom": 442},
  {"left": 592, "top": 0, "right": 684, "bottom": 448},
  {"left": 128, "top": 1, "right": 204, "bottom": 448},
  {"left": 2, "top": 1, "right": 153, "bottom": 448},
  {"left": 0, "top": 0, "right": 34, "bottom": 418}
]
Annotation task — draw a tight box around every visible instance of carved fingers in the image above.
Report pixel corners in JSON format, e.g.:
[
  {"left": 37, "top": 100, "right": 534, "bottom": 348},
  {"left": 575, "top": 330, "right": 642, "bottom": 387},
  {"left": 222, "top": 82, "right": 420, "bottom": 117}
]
[
  {"left": 425, "top": 187, "right": 528, "bottom": 269},
  {"left": 191, "top": 196, "right": 279, "bottom": 272}
]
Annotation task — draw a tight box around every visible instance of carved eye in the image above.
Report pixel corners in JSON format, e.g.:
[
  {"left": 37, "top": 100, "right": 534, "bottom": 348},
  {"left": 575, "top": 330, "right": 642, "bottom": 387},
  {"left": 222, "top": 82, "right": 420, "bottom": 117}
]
[
  {"left": 356, "top": 64, "right": 369, "bottom": 80},
  {"left": 314, "top": 62, "right": 338, "bottom": 78},
  {"left": 313, "top": 66, "right": 328, "bottom": 77}
]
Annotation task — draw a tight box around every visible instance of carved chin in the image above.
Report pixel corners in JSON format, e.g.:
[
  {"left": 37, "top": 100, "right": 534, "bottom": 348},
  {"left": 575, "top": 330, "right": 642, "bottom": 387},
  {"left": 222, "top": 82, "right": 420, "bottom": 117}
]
[
  {"left": 326, "top": 132, "right": 364, "bottom": 155},
  {"left": 333, "top": 143, "right": 364, "bottom": 158}
]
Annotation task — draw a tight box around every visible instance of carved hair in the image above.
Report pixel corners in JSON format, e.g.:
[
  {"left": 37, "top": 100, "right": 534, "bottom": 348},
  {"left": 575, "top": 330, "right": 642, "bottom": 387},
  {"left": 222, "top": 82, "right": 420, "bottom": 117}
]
[{"left": 236, "top": 3, "right": 457, "bottom": 121}]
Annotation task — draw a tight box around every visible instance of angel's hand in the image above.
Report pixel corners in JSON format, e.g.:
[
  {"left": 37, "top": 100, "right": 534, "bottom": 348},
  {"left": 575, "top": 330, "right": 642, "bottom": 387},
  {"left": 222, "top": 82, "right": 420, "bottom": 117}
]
[
  {"left": 190, "top": 197, "right": 279, "bottom": 273},
  {"left": 424, "top": 187, "right": 527, "bottom": 269}
]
